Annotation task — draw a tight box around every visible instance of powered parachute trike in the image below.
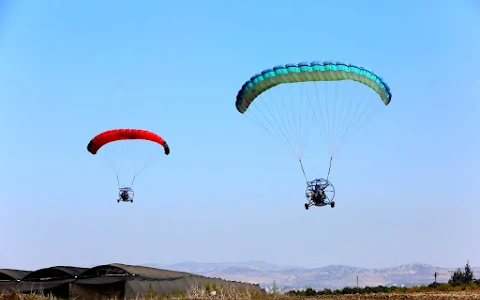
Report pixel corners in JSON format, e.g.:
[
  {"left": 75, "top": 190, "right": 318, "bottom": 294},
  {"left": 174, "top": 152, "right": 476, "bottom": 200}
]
[
  {"left": 235, "top": 61, "right": 392, "bottom": 210},
  {"left": 87, "top": 128, "right": 170, "bottom": 203}
]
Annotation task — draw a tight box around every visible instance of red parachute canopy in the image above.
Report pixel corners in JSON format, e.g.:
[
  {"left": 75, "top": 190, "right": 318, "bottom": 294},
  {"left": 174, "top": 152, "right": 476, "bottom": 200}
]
[{"left": 87, "top": 129, "right": 170, "bottom": 155}]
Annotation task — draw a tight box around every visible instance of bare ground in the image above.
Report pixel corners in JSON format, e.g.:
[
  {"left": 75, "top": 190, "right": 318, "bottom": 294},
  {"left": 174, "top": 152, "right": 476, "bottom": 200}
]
[
  {"left": 277, "top": 291, "right": 480, "bottom": 299},
  {"left": 2, "top": 291, "right": 480, "bottom": 300}
]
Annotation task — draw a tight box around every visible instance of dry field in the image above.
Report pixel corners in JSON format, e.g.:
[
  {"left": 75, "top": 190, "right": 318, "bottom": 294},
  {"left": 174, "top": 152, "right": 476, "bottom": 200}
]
[
  {"left": 2, "top": 290, "right": 480, "bottom": 300},
  {"left": 280, "top": 291, "right": 480, "bottom": 299}
]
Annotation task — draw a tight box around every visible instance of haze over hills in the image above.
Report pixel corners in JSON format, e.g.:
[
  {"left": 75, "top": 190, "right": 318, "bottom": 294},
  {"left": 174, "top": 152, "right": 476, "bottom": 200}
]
[{"left": 144, "top": 261, "right": 480, "bottom": 291}]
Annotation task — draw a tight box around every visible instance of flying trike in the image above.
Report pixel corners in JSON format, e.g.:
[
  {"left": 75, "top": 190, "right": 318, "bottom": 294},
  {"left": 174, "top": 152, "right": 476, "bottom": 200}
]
[
  {"left": 87, "top": 128, "right": 171, "bottom": 204},
  {"left": 234, "top": 61, "right": 392, "bottom": 211},
  {"left": 118, "top": 187, "right": 134, "bottom": 203},
  {"left": 304, "top": 178, "right": 335, "bottom": 210}
]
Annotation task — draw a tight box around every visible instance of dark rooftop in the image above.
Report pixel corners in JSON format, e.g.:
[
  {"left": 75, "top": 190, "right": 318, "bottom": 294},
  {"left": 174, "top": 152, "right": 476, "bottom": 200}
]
[
  {"left": 79, "top": 263, "right": 193, "bottom": 280},
  {"left": 0, "top": 269, "right": 32, "bottom": 281},
  {"left": 22, "top": 266, "right": 88, "bottom": 281}
]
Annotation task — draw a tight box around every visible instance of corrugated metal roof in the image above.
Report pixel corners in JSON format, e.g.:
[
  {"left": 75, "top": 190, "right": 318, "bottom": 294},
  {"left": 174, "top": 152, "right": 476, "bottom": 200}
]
[
  {"left": 80, "top": 263, "right": 192, "bottom": 280},
  {"left": 22, "top": 266, "right": 88, "bottom": 281},
  {"left": 0, "top": 269, "right": 32, "bottom": 281}
]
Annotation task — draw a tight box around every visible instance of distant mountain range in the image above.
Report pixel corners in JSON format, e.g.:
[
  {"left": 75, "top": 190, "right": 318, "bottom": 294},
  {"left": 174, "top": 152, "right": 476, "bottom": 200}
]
[{"left": 144, "top": 261, "right": 480, "bottom": 291}]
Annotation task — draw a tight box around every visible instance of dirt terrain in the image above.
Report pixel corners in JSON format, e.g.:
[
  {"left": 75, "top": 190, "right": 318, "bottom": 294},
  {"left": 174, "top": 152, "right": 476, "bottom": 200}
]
[
  {"left": 281, "top": 291, "right": 480, "bottom": 299},
  {"left": 2, "top": 291, "right": 480, "bottom": 300}
]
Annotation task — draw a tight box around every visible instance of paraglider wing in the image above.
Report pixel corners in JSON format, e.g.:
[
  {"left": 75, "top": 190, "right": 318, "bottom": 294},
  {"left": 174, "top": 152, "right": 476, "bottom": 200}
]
[
  {"left": 235, "top": 61, "right": 392, "bottom": 114},
  {"left": 87, "top": 129, "right": 170, "bottom": 155}
]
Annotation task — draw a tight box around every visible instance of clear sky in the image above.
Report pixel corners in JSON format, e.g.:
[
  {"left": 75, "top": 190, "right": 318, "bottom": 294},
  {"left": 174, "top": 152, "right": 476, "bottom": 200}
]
[{"left": 1, "top": 0, "right": 479, "bottom": 271}]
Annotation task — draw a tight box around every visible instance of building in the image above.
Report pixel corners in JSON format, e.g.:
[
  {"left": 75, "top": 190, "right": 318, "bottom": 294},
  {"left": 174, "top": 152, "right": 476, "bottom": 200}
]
[
  {"left": 0, "top": 269, "right": 32, "bottom": 292},
  {"left": 1, "top": 263, "right": 266, "bottom": 299},
  {"left": 72, "top": 263, "right": 265, "bottom": 299},
  {"left": 15, "top": 266, "right": 88, "bottom": 299}
]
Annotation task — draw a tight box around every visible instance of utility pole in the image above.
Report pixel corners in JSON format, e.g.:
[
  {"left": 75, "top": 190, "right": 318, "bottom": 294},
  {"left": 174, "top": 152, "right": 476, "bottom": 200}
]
[
  {"left": 356, "top": 275, "right": 359, "bottom": 294},
  {"left": 272, "top": 280, "right": 277, "bottom": 294}
]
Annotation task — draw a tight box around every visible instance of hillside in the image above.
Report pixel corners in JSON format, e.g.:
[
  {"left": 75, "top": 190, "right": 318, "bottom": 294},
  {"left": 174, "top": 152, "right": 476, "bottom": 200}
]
[{"left": 144, "top": 261, "right": 480, "bottom": 291}]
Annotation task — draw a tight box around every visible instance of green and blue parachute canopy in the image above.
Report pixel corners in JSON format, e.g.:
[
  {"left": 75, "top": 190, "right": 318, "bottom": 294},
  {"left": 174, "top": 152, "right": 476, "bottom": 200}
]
[{"left": 235, "top": 61, "right": 392, "bottom": 114}]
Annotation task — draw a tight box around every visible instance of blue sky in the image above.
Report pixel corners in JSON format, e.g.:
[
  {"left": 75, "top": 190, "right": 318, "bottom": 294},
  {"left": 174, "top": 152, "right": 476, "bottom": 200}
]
[{"left": 1, "top": 0, "right": 478, "bottom": 271}]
